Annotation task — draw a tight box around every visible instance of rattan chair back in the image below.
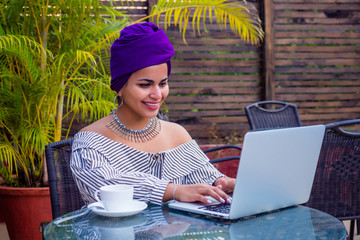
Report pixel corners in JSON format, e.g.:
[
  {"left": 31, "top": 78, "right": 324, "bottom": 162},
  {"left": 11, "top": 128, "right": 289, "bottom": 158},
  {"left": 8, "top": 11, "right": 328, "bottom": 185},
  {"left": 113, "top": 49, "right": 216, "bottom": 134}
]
[
  {"left": 306, "top": 119, "right": 360, "bottom": 240},
  {"left": 45, "top": 138, "right": 85, "bottom": 219},
  {"left": 245, "top": 101, "right": 301, "bottom": 130}
]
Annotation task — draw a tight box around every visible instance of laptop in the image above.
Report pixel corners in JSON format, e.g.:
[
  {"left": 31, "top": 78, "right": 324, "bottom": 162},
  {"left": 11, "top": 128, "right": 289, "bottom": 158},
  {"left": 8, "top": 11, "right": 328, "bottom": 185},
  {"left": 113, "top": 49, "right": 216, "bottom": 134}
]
[{"left": 168, "top": 125, "right": 325, "bottom": 220}]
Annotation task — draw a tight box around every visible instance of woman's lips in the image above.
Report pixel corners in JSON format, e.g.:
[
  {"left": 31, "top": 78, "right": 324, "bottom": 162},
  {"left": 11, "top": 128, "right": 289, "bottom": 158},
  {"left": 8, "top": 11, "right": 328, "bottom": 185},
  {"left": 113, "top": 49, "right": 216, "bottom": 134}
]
[{"left": 143, "top": 101, "right": 160, "bottom": 110}]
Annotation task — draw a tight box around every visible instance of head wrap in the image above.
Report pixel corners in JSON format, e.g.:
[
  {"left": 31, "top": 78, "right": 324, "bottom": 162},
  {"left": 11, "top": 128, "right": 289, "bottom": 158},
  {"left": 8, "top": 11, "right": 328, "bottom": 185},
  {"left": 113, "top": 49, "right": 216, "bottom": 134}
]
[{"left": 110, "top": 22, "right": 175, "bottom": 93}]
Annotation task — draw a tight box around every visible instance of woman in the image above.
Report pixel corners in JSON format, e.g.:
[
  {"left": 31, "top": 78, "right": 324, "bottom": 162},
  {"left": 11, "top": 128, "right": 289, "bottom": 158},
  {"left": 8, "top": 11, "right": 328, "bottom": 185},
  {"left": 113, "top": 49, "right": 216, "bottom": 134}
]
[{"left": 70, "top": 23, "right": 235, "bottom": 206}]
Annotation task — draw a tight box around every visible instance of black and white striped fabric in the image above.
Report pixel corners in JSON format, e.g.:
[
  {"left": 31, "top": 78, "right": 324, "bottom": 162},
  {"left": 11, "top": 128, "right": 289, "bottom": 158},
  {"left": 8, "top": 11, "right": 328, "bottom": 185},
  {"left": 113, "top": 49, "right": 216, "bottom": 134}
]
[{"left": 70, "top": 131, "right": 225, "bottom": 205}]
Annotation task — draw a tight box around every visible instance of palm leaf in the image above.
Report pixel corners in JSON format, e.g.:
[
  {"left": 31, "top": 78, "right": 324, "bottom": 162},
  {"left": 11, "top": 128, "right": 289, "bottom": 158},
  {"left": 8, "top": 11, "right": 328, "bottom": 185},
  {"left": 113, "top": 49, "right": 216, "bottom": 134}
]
[{"left": 144, "top": 0, "right": 264, "bottom": 45}]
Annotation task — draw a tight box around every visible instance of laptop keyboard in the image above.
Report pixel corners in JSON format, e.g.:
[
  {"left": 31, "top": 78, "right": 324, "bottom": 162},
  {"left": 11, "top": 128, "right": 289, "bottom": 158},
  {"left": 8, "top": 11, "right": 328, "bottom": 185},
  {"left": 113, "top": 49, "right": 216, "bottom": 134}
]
[{"left": 199, "top": 203, "right": 231, "bottom": 214}]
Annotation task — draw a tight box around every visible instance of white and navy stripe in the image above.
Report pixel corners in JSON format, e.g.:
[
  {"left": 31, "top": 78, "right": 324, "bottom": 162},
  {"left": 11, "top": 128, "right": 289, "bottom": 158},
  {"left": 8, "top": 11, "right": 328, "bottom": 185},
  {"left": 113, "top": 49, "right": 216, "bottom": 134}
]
[{"left": 70, "top": 131, "right": 224, "bottom": 205}]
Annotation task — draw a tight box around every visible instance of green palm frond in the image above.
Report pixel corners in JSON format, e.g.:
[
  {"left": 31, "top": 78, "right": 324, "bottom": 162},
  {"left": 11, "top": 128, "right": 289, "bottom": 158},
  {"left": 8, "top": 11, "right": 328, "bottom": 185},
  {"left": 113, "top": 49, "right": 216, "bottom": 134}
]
[
  {"left": 0, "top": 143, "right": 20, "bottom": 177},
  {"left": 63, "top": 76, "right": 113, "bottom": 118},
  {"left": 146, "top": 0, "right": 264, "bottom": 45},
  {"left": 0, "top": 0, "right": 129, "bottom": 187}
]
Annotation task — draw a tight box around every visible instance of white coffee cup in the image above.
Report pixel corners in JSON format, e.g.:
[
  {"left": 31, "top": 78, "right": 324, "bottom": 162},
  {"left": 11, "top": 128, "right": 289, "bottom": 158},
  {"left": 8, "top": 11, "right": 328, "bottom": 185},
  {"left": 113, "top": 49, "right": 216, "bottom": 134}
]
[{"left": 94, "top": 184, "right": 134, "bottom": 212}]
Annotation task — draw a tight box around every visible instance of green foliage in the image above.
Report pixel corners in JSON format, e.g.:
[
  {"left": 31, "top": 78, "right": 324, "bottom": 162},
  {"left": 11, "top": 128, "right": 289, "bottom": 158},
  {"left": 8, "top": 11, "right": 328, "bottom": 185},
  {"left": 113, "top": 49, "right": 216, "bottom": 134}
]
[
  {"left": 0, "top": 0, "right": 128, "bottom": 187},
  {"left": 147, "top": 0, "right": 264, "bottom": 45}
]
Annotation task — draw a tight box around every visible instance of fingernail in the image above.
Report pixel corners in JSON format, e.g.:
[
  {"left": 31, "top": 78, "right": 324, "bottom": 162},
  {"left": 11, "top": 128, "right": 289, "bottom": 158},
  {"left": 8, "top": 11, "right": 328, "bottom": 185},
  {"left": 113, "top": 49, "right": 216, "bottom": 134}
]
[
  {"left": 219, "top": 197, "right": 225, "bottom": 203},
  {"left": 207, "top": 199, "right": 212, "bottom": 204},
  {"left": 227, "top": 197, "right": 232, "bottom": 204}
]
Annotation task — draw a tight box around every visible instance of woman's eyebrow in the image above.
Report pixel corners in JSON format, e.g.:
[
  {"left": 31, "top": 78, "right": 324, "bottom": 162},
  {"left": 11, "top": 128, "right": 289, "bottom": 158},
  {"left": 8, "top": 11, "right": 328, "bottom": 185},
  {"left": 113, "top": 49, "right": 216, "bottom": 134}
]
[{"left": 138, "top": 77, "right": 168, "bottom": 82}]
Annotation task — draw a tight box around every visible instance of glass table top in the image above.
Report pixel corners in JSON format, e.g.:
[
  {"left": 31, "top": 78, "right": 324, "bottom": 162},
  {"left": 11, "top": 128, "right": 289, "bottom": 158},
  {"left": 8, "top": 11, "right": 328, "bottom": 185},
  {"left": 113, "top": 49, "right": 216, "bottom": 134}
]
[{"left": 44, "top": 204, "right": 347, "bottom": 240}]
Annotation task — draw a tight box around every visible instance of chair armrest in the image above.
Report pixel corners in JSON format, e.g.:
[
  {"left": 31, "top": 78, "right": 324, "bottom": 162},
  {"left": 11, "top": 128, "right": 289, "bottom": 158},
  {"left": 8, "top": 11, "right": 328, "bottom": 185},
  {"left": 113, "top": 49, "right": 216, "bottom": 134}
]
[
  {"left": 202, "top": 145, "right": 242, "bottom": 154},
  {"left": 203, "top": 145, "right": 242, "bottom": 163},
  {"left": 210, "top": 156, "right": 240, "bottom": 164}
]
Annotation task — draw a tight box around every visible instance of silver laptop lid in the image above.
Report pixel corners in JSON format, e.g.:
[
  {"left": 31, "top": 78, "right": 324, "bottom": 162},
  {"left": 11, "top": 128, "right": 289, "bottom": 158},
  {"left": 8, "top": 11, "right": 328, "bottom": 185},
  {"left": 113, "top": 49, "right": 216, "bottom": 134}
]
[{"left": 229, "top": 125, "right": 325, "bottom": 219}]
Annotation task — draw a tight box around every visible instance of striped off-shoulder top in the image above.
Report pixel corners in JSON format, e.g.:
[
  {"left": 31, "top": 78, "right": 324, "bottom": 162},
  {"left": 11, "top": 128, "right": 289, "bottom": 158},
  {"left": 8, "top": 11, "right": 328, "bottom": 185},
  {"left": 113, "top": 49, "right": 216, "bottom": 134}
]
[{"left": 70, "top": 131, "right": 225, "bottom": 205}]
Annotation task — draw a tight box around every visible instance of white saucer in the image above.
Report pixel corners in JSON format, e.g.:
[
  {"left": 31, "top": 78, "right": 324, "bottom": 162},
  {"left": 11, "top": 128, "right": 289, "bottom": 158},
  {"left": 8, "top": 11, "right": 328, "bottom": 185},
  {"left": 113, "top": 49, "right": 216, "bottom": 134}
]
[{"left": 88, "top": 200, "right": 147, "bottom": 217}]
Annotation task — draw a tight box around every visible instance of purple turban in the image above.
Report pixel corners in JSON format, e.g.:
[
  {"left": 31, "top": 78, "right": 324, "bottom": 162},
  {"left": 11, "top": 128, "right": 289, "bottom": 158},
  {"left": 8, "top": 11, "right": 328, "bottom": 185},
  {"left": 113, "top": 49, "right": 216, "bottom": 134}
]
[{"left": 110, "top": 22, "right": 175, "bottom": 93}]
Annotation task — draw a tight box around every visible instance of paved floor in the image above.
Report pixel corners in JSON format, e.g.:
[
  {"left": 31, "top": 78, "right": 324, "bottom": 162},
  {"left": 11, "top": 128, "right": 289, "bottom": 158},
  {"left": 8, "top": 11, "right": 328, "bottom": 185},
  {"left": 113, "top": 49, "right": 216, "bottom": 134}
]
[
  {"left": 0, "top": 223, "right": 9, "bottom": 240},
  {"left": 0, "top": 220, "right": 359, "bottom": 239}
]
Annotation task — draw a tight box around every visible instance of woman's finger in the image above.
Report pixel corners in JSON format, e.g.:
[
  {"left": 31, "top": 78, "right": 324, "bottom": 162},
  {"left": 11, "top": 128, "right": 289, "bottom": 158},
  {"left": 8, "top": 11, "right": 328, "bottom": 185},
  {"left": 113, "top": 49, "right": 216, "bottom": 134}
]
[{"left": 203, "top": 186, "right": 230, "bottom": 204}]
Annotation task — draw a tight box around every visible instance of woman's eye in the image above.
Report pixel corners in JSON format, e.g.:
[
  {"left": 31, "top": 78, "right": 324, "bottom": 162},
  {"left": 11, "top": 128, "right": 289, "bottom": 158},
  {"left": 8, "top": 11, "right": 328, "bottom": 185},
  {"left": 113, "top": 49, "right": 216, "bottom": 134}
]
[
  {"left": 139, "top": 83, "right": 150, "bottom": 87},
  {"left": 160, "top": 81, "right": 168, "bottom": 87}
]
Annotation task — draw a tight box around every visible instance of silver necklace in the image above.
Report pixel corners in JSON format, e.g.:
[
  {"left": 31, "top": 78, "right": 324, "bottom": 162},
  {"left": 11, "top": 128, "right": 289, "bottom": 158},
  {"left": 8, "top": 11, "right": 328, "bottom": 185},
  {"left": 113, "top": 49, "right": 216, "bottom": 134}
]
[{"left": 106, "top": 109, "right": 161, "bottom": 142}]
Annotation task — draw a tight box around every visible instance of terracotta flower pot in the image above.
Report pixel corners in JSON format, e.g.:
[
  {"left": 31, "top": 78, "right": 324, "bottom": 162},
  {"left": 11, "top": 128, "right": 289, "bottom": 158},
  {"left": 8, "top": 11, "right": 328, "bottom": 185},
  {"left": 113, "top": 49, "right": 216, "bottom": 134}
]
[{"left": 0, "top": 186, "right": 52, "bottom": 240}]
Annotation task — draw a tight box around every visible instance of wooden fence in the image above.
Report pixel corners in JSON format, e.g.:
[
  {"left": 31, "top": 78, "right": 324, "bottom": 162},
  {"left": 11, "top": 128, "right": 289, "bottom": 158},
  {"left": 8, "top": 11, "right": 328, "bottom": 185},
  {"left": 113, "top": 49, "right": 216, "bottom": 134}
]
[{"left": 71, "top": 0, "right": 360, "bottom": 144}]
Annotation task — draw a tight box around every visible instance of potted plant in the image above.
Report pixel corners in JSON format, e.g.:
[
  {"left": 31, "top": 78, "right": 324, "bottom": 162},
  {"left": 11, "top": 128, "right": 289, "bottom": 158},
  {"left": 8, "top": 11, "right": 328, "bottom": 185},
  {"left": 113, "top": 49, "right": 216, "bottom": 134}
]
[
  {"left": 0, "top": 1, "right": 262, "bottom": 239},
  {"left": 0, "top": 1, "right": 126, "bottom": 239}
]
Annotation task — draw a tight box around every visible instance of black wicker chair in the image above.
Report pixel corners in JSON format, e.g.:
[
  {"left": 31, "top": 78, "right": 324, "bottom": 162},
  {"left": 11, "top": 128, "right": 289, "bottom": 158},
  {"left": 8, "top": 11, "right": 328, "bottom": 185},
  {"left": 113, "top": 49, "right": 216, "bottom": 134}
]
[
  {"left": 306, "top": 119, "right": 360, "bottom": 240},
  {"left": 245, "top": 101, "right": 301, "bottom": 130},
  {"left": 45, "top": 138, "right": 85, "bottom": 220}
]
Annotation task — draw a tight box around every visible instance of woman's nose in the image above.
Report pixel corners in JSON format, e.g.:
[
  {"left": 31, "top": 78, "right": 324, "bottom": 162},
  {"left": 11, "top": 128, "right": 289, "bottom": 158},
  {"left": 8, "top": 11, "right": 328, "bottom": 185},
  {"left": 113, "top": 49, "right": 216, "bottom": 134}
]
[{"left": 150, "top": 86, "right": 162, "bottom": 99}]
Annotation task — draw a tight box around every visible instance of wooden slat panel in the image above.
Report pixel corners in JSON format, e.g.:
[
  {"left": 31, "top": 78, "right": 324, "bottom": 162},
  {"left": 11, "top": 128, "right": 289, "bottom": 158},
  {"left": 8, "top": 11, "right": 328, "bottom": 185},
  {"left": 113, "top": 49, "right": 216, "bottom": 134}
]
[
  {"left": 274, "top": 3, "right": 358, "bottom": 10},
  {"left": 275, "top": 11, "right": 360, "bottom": 18},
  {"left": 275, "top": 38, "right": 360, "bottom": 45},
  {"left": 278, "top": 94, "right": 360, "bottom": 101},
  {"left": 170, "top": 75, "right": 261, "bottom": 81},
  {"left": 299, "top": 107, "right": 360, "bottom": 114},
  {"left": 275, "top": 31, "right": 360, "bottom": 38},
  {"left": 300, "top": 113, "right": 360, "bottom": 121},
  {"left": 276, "top": 18, "right": 360, "bottom": 24},
  {"left": 174, "top": 53, "right": 260, "bottom": 59},
  {"left": 172, "top": 45, "right": 259, "bottom": 52},
  {"left": 170, "top": 110, "right": 245, "bottom": 118},
  {"left": 172, "top": 60, "right": 260, "bottom": 67},
  {"left": 170, "top": 82, "right": 260, "bottom": 88},
  {"left": 167, "top": 102, "right": 252, "bottom": 110},
  {"left": 275, "top": 59, "right": 360, "bottom": 66},
  {"left": 170, "top": 87, "right": 260, "bottom": 95},
  {"left": 275, "top": 73, "right": 359, "bottom": 80},
  {"left": 101, "top": 1, "right": 147, "bottom": 6},
  {"left": 298, "top": 101, "right": 360, "bottom": 108},
  {"left": 272, "top": 0, "right": 360, "bottom": 136},
  {"left": 275, "top": 24, "right": 360, "bottom": 31},
  {"left": 276, "top": 52, "right": 360, "bottom": 59},
  {"left": 166, "top": 95, "right": 260, "bottom": 103},
  {"left": 171, "top": 67, "right": 260, "bottom": 74},
  {"left": 277, "top": 80, "right": 360, "bottom": 86},
  {"left": 275, "top": 46, "right": 359, "bottom": 52},
  {"left": 69, "top": 0, "right": 360, "bottom": 144},
  {"left": 275, "top": 67, "right": 360, "bottom": 73}
]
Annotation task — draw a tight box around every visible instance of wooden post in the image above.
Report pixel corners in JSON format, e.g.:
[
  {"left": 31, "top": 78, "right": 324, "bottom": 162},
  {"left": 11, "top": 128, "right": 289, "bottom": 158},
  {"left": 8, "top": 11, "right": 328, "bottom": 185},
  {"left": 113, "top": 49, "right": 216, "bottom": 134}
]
[
  {"left": 147, "top": 0, "right": 157, "bottom": 22},
  {"left": 263, "top": 0, "right": 275, "bottom": 101}
]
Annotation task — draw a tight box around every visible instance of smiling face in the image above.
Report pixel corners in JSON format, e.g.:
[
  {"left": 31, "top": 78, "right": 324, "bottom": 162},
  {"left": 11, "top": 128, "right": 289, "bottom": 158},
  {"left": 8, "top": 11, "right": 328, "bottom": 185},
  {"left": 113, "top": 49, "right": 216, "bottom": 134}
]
[{"left": 118, "top": 63, "right": 169, "bottom": 121}]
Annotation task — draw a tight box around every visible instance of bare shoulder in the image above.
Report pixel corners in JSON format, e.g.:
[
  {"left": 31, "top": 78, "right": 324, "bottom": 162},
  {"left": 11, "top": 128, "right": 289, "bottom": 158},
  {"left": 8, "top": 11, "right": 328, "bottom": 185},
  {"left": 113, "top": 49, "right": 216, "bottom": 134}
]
[
  {"left": 160, "top": 120, "right": 192, "bottom": 144},
  {"left": 79, "top": 115, "right": 112, "bottom": 134}
]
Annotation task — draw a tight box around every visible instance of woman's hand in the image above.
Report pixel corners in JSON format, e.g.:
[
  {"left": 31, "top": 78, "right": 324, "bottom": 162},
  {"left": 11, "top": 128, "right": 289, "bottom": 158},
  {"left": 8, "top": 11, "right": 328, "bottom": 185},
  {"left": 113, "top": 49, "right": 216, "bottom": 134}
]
[
  {"left": 213, "top": 177, "right": 236, "bottom": 193},
  {"left": 171, "top": 183, "right": 232, "bottom": 204}
]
